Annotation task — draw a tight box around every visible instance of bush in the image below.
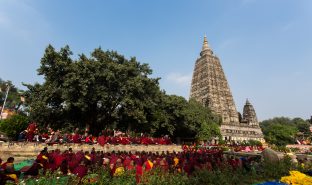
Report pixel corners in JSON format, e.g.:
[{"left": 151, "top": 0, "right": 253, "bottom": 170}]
[
  {"left": 247, "top": 139, "right": 262, "bottom": 146},
  {"left": 0, "top": 114, "right": 29, "bottom": 140},
  {"left": 18, "top": 156, "right": 305, "bottom": 185}
]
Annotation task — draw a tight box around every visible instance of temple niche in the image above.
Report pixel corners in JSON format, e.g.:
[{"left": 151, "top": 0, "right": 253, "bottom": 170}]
[{"left": 190, "top": 36, "right": 264, "bottom": 142}]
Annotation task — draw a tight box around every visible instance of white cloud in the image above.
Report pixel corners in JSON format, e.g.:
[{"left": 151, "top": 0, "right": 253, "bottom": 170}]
[{"left": 166, "top": 72, "right": 192, "bottom": 86}]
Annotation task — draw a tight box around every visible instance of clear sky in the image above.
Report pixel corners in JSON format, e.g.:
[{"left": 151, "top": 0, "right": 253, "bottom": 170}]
[{"left": 0, "top": 0, "right": 311, "bottom": 121}]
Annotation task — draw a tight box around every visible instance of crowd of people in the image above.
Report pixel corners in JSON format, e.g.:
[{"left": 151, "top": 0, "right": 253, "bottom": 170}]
[
  {"left": 0, "top": 146, "right": 260, "bottom": 184},
  {"left": 17, "top": 122, "right": 172, "bottom": 145}
]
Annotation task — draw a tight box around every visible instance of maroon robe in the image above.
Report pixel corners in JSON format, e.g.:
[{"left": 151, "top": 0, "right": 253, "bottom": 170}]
[{"left": 73, "top": 165, "right": 88, "bottom": 178}]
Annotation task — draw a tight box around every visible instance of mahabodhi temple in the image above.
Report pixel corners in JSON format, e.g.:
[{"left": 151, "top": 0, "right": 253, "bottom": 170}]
[{"left": 190, "top": 36, "right": 264, "bottom": 142}]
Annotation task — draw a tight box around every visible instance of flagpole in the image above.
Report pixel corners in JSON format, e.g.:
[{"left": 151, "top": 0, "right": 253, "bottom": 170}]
[{"left": 0, "top": 84, "right": 10, "bottom": 120}]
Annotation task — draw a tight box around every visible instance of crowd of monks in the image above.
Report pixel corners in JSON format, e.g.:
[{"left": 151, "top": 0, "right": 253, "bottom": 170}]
[
  {"left": 19, "top": 123, "right": 172, "bottom": 145},
  {"left": 0, "top": 146, "right": 260, "bottom": 184}
]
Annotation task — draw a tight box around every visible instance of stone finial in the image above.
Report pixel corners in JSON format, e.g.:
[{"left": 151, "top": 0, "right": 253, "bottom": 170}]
[
  {"left": 246, "top": 98, "right": 251, "bottom": 105},
  {"left": 200, "top": 35, "right": 212, "bottom": 56},
  {"left": 202, "top": 35, "right": 209, "bottom": 51}
]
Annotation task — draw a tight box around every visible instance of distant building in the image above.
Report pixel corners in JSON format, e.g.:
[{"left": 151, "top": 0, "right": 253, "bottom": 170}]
[{"left": 190, "top": 36, "right": 264, "bottom": 142}]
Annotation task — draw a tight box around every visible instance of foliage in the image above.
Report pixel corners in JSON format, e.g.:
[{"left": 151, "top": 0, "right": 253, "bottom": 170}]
[
  {"left": 247, "top": 139, "right": 262, "bottom": 146},
  {"left": 261, "top": 155, "right": 294, "bottom": 180},
  {"left": 17, "top": 156, "right": 303, "bottom": 185},
  {"left": 183, "top": 99, "right": 221, "bottom": 139},
  {"left": 0, "top": 78, "right": 24, "bottom": 112},
  {"left": 264, "top": 124, "right": 297, "bottom": 146},
  {"left": 292, "top": 118, "right": 311, "bottom": 134},
  {"left": 149, "top": 95, "right": 220, "bottom": 139},
  {"left": 270, "top": 145, "right": 292, "bottom": 153},
  {"left": 260, "top": 117, "right": 311, "bottom": 146},
  {"left": 0, "top": 114, "right": 29, "bottom": 139},
  {"left": 23, "top": 45, "right": 162, "bottom": 133},
  {"left": 141, "top": 169, "right": 189, "bottom": 185},
  {"left": 23, "top": 45, "right": 219, "bottom": 139},
  {"left": 240, "top": 139, "right": 262, "bottom": 146},
  {"left": 144, "top": 94, "right": 187, "bottom": 137},
  {"left": 196, "top": 121, "right": 221, "bottom": 141}
]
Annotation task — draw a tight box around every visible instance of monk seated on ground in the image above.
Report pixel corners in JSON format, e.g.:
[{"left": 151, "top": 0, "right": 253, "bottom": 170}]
[
  {"left": 0, "top": 158, "right": 15, "bottom": 185},
  {"left": 22, "top": 159, "right": 43, "bottom": 177},
  {"left": 1, "top": 157, "right": 21, "bottom": 184}
]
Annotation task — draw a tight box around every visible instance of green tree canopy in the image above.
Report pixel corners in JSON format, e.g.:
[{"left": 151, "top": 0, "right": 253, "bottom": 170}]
[
  {"left": 260, "top": 117, "right": 310, "bottom": 146},
  {"left": 24, "top": 45, "right": 220, "bottom": 139},
  {"left": 196, "top": 121, "right": 221, "bottom": 141},
  {"left": 24, "top": 45, "right": 160, "bottom": 133}
]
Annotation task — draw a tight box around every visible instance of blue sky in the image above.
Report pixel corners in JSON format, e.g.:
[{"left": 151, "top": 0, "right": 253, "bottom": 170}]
[{"left": 0, "top": 0, "right": 311, "bottom": 120}]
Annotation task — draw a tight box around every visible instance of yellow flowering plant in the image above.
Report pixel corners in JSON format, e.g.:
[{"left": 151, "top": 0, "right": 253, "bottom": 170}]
[{"left": 280, "top": 171, "right": 312, "bottom": 185}]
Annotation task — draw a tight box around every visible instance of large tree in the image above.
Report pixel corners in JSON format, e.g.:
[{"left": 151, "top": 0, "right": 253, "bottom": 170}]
[
  {"left": 24, "top": 45, "right": 160, "bottom": 133},
  {"left": 146, "top": 95, "right": 221, "bottom": 139},
  {"left": 24, "top": 45, "right": 220, "bottom": 139}
]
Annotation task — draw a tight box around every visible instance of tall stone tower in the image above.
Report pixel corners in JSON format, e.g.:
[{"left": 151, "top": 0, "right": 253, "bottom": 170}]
[
  {"left": 190, "top": 36, "right": 263, "bottom": 142},
  {"left": 190, "top": 36, "right": 239, "bottom": 125}
]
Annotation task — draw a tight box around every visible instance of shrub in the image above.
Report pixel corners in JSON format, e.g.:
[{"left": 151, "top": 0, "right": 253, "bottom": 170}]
[
  {"left": 0, "top": 114, "right": 29, "bottom": 140},
  {"left": 17, "top": 156, "right": 307, "bottom": 185}
]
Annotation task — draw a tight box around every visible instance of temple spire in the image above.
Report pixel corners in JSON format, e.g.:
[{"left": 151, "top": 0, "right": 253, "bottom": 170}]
[
  {"left": 200, "top": 35, "right": 212, "bottom": 56},
  {"left": 202, "top": 35, "right": 209, "bottom": 51},
  {"left": 246, "top": 98, "right": 250, "bottom": 105}
]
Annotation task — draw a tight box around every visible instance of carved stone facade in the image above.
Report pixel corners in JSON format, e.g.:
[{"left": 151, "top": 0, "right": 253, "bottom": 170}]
[{"left": 190, "top": 36, "right": 264, "bottom": 142}]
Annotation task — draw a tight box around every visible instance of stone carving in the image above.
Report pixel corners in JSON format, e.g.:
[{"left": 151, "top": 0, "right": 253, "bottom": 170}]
[{"left": 190, "top": 36, "right": 264, "bottom": 142}]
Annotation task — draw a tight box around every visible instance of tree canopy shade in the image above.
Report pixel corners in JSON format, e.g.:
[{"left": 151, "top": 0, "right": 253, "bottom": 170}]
[{"left": 24, "top": 45, "right": 220, "bottom": 139}]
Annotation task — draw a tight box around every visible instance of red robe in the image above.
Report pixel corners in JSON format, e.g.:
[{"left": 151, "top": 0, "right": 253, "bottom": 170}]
[
  {"left": 36, "top": 154, "right": 49, "bottom": 171},
  {"left": 73, "top": 165, "right": 88, "bottom": 178},
  {"left": 97, "top": 135, "right": 106, "bottom": 146},
  {"left": 135, "top": 164, "right": 143, "bottom": 183}
]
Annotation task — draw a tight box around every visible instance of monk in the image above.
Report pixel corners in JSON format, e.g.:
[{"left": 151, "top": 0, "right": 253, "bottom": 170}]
[
  {"left": 0, "top": 158, "right": 14, "bottom": 185},
  {"left": 36, "top": 150, "right": 49, "bottom": 174},
  {"left": 1, "top": 157, "right": 20, "bottom": 183},
  {"left": 112, "top": 159, "right": 124, "bottom": 176},
  {"left": 135, "top": 158, "right": 143, "bottom": 184},
  {"left": 144, "top": 156, "right": 154, "bottom": 172},
  {"left": 73, "top": 160, "right": 88, "bottom": 178},
  {"left": 26, "top": 122, "right": 37, "bottom": 141},
  {"left": 97, "top": 134, "right": 106, "bottom": 146}
]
